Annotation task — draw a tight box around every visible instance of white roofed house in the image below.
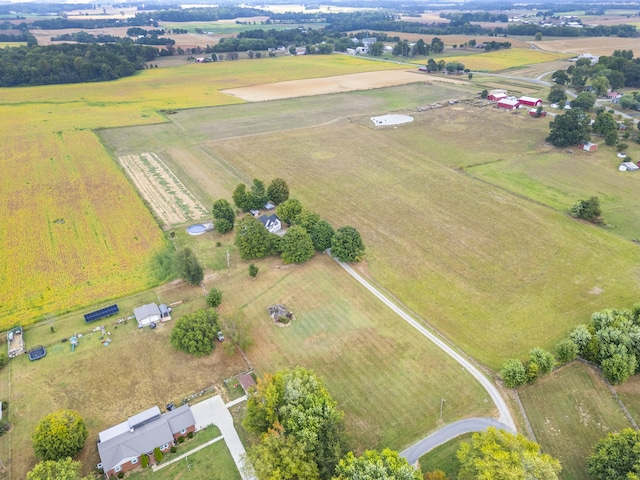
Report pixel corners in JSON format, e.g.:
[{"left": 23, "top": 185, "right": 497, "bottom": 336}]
[
  {"left": 258, "top": 214, "right": 282, "bottom": 234},
  {"left": 97, "top": 405, "right": 196, "bottom": 477}
]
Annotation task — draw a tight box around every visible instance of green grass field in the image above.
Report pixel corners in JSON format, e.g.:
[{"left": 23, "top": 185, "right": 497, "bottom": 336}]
[
  {"left": 518, "top": 362, "right": 633, "bottom": 480},
  {"left": 418, "top": 433, "right": 472, "bottom": 477},
  {"left": 468, "top": 142, "right": 640, "bottom": 240},
  {"left": 104, "top": 91, "right": 640, "bottom": 369}
]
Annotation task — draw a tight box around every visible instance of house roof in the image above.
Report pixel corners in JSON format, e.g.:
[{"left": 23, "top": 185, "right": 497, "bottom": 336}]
[
  {"left": 134, "top": 304, "right": 160, "bottom": 322},
  {"left": 498, "top": 98, "right": 520, "bottom": 106},
  {"left": 519, "top": 96, "right": 541, "bottom": 103},
  {"left": 238, "top": 373, "right": 256, "bottom": 394},
  {"left": 97, "top": 405, "right": 195, "bottom": 473},
  {"left": 258, "top": 214, "right": 281, "bottom": 230}
]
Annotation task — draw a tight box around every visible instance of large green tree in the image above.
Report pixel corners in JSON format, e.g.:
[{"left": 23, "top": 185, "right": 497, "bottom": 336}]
[
  {"left": 331, "top": 226, "right": 365, "bottom": 263},
  {"left": 176, "top": 248, "right": 204, "bottom": 285},
  {"left": 281, "top": 225, "right": 315, "bottom": 264},
  {"left": 588, "top": 428, "right": 640, "bottom": 479},
  {"left": 546, "top": 109, "right": 592, "bottom": 147},
  {"left": 457, "top": 428, "right": 562, "bottom": 480},
  {"left": 592, "top": 111, "right": 617, "bottom": 136},
  {"left": 27, "top": 457, "right": 91, "bottom": 480},
  {"left": 244, "top": 367, "right": 348, "bottom": 479},
  {"left": 213, "top": 198, "right": 235, "bottom": 234},
  {"left": 570, "top": 196, "right": 601, "bottom": 222},
  {"left": 276, "top": 198, "right": 303, "bottom": 226},
  {"left": 547, "top": 85, "right": 567, "bottom": 105},
  {"left": 169, "top": 308, "right": 218, "bottom": 356},
  {"left": 295, "top": 209, "right": 321, "bottom": 233},
  {"left": 332, "top": 448, "right": 422, "bottom": 480},
  {"left": 27, "top": 457, "right": 93, "bottom": 480},
  {"left": 232, "top": 183, "right": 252, "bottom": 211},
  {"left": 311, "top": 220, "right": 335, "bottom": 252},
  {"left": 249, "top": 178, "right": 268, "bottom": 210},
  {"left": 32, "top": 410, "right": 88, "bottom": 461},
  {"left": 248, "top": 427, "right": 320, "bottom": 480},
  {"left": 570, "top": 91, "right": 597, "bottom": 111},
  {"left": 235, "top": 216, "right": 272, "bottom": 259},
  {"left": 267, "top": 178, "right": 289, "bottom": 205},
  {"left": 500, "top": 359, "right": 527, "bottom": 388}
]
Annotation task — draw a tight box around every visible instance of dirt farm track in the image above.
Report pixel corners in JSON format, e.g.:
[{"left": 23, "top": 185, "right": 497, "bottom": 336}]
[{"left": 222, "top": 69, "right": 467, "bottom": 102}]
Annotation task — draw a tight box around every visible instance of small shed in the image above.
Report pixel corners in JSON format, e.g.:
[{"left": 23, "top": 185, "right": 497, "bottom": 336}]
[
  {"left": 238, "top": 373, "right": 257, "bottom": 394},
  {"left": 581, "top": 142, "right": 598, "bottom": 152},
  {"left": 264, "top": 202, "right": 276, "bottom": 211},
  {"left": 497, "top": 98, "right": 520, "bottom": 110},
  {"left": 134, "top": 303, "right": 171, "bottom": 328},
  {"left": 620, "top": 162, "right": 639, "bottom": 171},
  {"left": 519, "top": 96, "right": 543, "bottom": 107}
]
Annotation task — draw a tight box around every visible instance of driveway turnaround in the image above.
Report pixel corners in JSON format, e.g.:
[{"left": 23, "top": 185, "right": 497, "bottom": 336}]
[
  {"left": 401, "top": 417, "right": 512, "bottom": 464},
  {"left": 190, "top": 395, "right": 256, "bottom": 480}
]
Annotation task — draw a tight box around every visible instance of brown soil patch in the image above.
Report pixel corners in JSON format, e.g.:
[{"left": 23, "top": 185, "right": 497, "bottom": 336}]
[
  {"left": 222, "top": 69, "right": 460, "bottom": 102},
  {"left": 118, "top": 152, "right": 209, "bottom": 225}
]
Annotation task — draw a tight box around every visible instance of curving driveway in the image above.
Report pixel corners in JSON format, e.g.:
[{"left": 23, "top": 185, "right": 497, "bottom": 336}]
[{"left": 332, "top": 258, "right": 516, "bottom": 461}]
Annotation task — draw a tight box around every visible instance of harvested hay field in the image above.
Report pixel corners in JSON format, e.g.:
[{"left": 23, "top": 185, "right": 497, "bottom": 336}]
[
  {"left": 532, "top": 36, "right": 640, "bottom": 55},
  {"left": 118, "top": 152, "right": 209, "bottom": 225},
  {"left": 222, "top": 69, "right": 441, "bottom": 102}
]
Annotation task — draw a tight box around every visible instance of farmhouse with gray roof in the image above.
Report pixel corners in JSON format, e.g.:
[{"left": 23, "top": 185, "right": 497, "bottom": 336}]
[
  {"left": 97, "top": 404, "right": 195, "bottom": 477},
  {"left": 258, "top": 214, "right": 282, "bottom": 233}
]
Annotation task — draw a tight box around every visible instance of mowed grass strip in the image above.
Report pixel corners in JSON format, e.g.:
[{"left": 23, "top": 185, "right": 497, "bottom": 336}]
[
  {"left": 175, "top": 104, "right": 640, "bottom": 368},
  {"left": 519, "top": 362, "right": 632, "bottom": 480}
]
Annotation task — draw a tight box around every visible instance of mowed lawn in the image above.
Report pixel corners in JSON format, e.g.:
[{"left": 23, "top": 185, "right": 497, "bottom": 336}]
[
  {"left": 133, "top": 98, "right": 640, "bottom": 368},
  {"left": 518, "top": 362, "right": 633, "bottom": 480},
  {"left": 0, "top": 55, "right": 410, "bottom": 327},
  {"left": 200, "top": 253, "right": 494, "bottom": 451}
]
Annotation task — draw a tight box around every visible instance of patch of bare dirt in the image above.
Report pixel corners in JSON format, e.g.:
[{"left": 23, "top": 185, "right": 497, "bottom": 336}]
[{"left": 222, "top": 69, "right": 459, "bottom": 102}]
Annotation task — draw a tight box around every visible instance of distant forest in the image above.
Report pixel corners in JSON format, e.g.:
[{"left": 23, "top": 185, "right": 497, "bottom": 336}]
[{"left": 0, "top": 44, "right": 158, "bottom": 87}]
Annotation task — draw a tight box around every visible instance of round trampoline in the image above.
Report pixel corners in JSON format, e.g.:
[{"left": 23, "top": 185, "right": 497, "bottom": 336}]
[{"left": 186, "top": 224, "right": 207, "bottom": 235}]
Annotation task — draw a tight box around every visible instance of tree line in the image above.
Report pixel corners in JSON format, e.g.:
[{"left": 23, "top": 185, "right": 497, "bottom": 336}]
[{"left": 0, "top": 43, "right": 158, "bottom": 87}]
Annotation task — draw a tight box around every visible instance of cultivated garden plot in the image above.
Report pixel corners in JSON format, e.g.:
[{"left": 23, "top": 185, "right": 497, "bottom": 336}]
[{"left": 118, "top": 152, "right": 209, "bottom": 226}]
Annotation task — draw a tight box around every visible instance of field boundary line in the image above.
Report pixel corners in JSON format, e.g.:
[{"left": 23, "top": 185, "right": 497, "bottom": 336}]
[
  {"left": 151, "top": 435, "right": 223, "bottom": 472},
  {"left": 513, "top": 389, "right": 537, "bottom": 442},
  {"left": 332, "top": 257, "right": 516, "bottom": 432}
]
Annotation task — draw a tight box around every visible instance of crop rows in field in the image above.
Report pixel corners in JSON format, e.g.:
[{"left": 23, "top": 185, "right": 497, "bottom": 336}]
[{"left": 119, "top": 152, "right": 209, "bottom": 225}]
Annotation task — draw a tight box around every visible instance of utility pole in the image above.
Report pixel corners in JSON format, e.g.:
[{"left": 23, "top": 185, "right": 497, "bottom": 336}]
[{"left": 440, "top": 398, "right": 445, "bottom": 421}]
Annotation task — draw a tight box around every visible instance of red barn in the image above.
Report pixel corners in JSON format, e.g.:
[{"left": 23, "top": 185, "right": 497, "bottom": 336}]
[
  {"left": 488, "top": 93, "right": 507, "bottom": 101},
  {"left": 529, "top": 109, "right": 547, "bottom": 117},
  {"left": 519, "top": 96, "right": 543, "bottom": 107},
  {"left": 497, "top": 98, "right": 520, "bottom": 110}
]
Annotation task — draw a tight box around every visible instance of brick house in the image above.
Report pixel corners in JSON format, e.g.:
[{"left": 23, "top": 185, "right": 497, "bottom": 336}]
[{"left": 97, "top": 405, "right": 196, "bottom": 478}]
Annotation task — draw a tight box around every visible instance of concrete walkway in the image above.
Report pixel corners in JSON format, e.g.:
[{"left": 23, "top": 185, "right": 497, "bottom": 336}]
[
  {"left": 190, "top": 395, "right": 256, "bottom": 480},
  {"left": 151, "top": 435, "right": 223, "bottom": 472},
  {"left": 334, "top": 258, "right": 516, "bottom": 433}
]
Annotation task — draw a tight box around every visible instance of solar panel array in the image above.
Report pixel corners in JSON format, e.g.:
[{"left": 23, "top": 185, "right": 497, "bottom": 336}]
[{"left": 84, "top": 304, "right": 119, "bottom": 323}]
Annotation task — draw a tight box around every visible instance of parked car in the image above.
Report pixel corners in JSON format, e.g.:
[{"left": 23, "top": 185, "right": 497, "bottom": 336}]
[{"left": 217, "top": 331, "right": 225, "bottom": 342}]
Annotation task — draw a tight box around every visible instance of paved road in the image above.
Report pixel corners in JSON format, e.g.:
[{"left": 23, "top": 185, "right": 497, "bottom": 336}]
[
  {"left": 401, "top": 417, "right": 511, "bottom": 464},
  {"left": 333, "top": 258, "right": 517, "bottom": 434}
]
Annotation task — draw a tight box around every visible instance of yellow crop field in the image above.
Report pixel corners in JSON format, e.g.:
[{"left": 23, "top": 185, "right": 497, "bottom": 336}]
[
  {"left": 0, "top": 55, "right": 409, "bottom": 327},
  {"left": 438, "top": 48, "right": 572, "bottom": 72}
]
